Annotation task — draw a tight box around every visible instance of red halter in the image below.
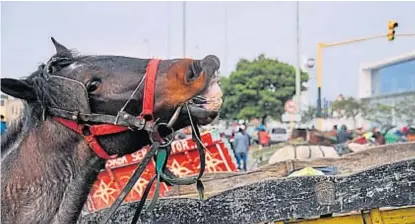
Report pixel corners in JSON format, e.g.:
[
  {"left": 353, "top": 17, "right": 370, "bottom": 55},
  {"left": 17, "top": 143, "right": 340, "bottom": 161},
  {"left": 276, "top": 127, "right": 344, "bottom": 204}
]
[{"left": 53, "top": 59, "right": 160, "bottom": 159}]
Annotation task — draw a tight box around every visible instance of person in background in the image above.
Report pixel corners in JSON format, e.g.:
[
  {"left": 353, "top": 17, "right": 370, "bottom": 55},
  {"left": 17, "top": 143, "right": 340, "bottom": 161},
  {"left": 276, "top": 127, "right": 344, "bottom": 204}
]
[
  {"left": 334, "top": 124, "right": 353, "bottom": 156},
  {"left": 394, "top": 126, "right": 408, "bottom": 142},
  {"left": 233, "top": 126, "right": 250, "bottom": 172},
  {"left": 241, "top": 124, "right": 252, "bottom": 146},
  {"left": 372, "top": 127, "right": 386, "bottom": 145},
  {"left": 1, "top": 115, "right": 7, "bottom": 135},
  {"left": 333, "top": 125, "right": 338, "bottom": 134},
  {"left": 220, "top": 132, "right": 237, "bottom": 165}
]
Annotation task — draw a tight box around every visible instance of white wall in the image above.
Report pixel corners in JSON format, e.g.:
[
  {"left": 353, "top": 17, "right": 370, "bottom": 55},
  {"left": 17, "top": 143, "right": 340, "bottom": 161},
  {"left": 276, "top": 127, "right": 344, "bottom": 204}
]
[{"left": 358, "top": 68, "right": 372, "bottom": 98}]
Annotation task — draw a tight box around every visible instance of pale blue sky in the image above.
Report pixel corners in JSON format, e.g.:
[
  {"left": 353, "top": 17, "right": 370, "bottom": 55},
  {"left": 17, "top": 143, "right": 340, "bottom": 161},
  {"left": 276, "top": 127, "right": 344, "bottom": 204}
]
[{"left": 2, "top": 1, "right": 415, "bottom": 103}]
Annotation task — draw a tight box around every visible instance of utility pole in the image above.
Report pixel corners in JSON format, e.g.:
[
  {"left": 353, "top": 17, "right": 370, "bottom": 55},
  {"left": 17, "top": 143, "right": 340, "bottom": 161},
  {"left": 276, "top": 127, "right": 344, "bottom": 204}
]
[
  {"left": 295, "top": 1, "right": 301, "bottom": 114},
  {"left": 166, "top": 3, "right": 171, "bottom": 59},
  {"left": 224, "top": 3, "right": 228, "bottom": 75},
  {"left": 182, "top": 1, "right": 187, "bottom": 58}
]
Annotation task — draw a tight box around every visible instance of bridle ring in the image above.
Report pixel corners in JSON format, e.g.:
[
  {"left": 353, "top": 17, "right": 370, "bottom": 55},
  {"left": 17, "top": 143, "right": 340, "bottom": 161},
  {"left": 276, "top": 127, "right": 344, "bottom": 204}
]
[{"left": 149, "top": 123, "right": 175, "bottom": 147}]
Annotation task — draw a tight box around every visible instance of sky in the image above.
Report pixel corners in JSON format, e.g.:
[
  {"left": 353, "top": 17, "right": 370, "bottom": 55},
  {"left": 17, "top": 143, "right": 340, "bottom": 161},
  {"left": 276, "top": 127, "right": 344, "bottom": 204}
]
[{"left": 1, "top": 1, "right": 415, "bottom": 104}]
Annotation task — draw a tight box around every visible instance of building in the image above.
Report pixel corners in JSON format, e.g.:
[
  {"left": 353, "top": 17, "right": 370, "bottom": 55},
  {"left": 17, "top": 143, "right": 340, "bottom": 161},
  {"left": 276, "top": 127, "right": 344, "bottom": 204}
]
[
  {"left": 359, "top": 51, "right": 415, "bottom": 99},
  {"left": 0, "top": 94, "right": 24, "bottom": 123},
  {"left": 359, "top": 51, "right": 415, "bottom": 126}
]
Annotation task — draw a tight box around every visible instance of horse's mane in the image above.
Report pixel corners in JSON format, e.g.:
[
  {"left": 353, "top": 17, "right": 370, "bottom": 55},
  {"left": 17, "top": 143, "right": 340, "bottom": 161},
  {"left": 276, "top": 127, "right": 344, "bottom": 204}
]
[
  {"left": 1, "top": 64, "right": 55, "bottom": 159},
  {"left": 1, "top": 103, "right": 32, "bottom": 159}
]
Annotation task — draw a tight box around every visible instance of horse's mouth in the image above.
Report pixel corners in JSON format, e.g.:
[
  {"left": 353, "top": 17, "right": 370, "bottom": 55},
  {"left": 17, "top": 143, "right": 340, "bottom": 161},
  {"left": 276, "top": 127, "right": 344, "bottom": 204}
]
[{"left": 185, "top": 79, "right": 223, "bottom": 125}]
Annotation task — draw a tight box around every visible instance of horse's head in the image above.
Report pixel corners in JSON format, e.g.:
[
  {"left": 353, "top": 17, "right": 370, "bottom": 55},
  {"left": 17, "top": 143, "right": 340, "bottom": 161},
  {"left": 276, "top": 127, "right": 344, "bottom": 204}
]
[{"left": 0, "top": 38, "right": 222, "bottom": 157}]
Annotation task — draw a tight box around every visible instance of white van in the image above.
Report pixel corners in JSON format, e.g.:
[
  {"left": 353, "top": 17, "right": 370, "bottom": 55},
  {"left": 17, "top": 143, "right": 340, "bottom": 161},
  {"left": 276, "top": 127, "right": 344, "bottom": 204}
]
[{"left": 268, "top": 127, "right": 289, "bottom": 144}]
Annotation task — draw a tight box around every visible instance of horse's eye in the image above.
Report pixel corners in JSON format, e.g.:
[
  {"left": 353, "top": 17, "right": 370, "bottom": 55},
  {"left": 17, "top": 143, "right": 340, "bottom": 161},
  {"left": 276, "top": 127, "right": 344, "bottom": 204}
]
[{"left": 86, "top": 79, "right": 101, "bottom": 92}]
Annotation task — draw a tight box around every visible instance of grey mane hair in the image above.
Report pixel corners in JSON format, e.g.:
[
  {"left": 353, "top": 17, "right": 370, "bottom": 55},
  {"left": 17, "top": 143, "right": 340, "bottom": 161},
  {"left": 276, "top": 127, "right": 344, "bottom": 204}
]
[{"left": 1, "top": 102, "right": 33, "bottom": 160}]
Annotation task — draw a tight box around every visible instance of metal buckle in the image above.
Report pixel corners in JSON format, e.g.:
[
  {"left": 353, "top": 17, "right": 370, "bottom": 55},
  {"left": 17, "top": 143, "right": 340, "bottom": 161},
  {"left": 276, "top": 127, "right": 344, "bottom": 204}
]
[
  {"left": 71, "top": 111, "right": 80, "bottom": 122},
  {"left": 149, "top": 123, "right": 175, "bottom": 147}
]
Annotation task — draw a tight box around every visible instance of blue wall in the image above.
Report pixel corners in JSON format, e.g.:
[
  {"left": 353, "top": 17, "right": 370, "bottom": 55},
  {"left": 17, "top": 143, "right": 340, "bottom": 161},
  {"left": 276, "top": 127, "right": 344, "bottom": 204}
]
[{"left": 371, "top": 59, "right": 415, "bottom": 96}]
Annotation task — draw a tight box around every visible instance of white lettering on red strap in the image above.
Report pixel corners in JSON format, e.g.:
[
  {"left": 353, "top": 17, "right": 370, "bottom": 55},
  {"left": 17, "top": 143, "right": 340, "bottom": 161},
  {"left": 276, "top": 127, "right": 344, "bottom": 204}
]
[{"left": 106, "top": 157, "right": 128, "bottom": 168}]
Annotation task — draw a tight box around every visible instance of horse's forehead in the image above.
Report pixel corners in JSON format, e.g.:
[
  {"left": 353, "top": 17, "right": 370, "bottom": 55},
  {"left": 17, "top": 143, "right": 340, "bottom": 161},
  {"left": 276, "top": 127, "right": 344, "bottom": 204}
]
[{"left": 60, "top": 57, "right": 184, "bottom": 83}]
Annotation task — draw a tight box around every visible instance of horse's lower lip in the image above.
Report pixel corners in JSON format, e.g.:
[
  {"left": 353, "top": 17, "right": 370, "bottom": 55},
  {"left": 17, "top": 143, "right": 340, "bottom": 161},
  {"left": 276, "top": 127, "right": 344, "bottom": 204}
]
[
  {"left": 182, "top": 104, "right": 219, "bottom": 125},
  {"left": 191, "top": 80, "right": 223, "bottom": 111},
  {"left": 201, "top": 80, "right": 223, "bottom": 99}
]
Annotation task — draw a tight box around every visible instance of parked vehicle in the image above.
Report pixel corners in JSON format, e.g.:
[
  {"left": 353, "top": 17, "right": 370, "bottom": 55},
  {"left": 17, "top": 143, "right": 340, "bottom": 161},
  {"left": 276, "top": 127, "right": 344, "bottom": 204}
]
[{"left": 268, "top": 127, "right": 289, "bottom": 144}]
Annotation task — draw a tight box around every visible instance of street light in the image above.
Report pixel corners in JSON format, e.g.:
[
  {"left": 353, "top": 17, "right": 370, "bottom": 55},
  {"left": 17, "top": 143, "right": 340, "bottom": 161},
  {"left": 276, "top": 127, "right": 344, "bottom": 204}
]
[
  {"left": 295, "top": 1, "right": 301, "bottom": 113},
  {"left": 306, "top": 58, "right": 315, "bottom": 69},
  {"left": 387, "top": 20, "right": 398, "bottom": 41}
]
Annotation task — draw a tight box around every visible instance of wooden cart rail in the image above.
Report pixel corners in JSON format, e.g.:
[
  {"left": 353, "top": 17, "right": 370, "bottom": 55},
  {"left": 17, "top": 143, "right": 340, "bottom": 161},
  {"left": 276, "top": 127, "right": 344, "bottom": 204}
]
[{"left": 79, "top": 145, "right": 415, "bottom": 224}]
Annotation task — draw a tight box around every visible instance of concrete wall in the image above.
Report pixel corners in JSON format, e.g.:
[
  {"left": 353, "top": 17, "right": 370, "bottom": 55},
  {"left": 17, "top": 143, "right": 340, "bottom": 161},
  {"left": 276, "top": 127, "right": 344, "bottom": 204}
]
[{"left": 358, "top": 69, "right": 372, "bottom": 98}]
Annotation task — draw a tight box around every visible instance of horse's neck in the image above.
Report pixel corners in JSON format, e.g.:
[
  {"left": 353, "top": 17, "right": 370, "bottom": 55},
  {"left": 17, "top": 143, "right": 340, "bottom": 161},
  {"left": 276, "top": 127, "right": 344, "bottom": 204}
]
[{"left": 2, "top": 119, "right": 104, "bottom": 224}]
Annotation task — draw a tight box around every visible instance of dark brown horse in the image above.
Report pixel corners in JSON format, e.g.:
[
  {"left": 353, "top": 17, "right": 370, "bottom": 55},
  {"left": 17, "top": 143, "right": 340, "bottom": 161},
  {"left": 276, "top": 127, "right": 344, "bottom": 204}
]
[{"left": 1, "top": 38, "right": 222, "bottom": 224}]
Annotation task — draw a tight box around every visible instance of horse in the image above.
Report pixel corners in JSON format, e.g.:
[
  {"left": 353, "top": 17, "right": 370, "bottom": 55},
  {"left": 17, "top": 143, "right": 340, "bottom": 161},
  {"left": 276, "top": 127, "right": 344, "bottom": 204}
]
[{"left": 1, "top": 37, "right": 223, "bottom": 224}]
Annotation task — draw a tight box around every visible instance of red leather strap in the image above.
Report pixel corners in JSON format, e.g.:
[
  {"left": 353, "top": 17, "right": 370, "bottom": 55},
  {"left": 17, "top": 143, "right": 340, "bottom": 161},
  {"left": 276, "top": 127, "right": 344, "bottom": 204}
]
[
  {"left": 54, "top": 117, "right": 84, "bottom": 134},
  {"left": 88, "top": 124, "right": 129, "bottom": 136},
  {"left": 53, "top": 117, "right": 120, "bottom": 160},
  {"left": 85, "top": 135, "right": 118, "bottom": 159},
  {"left": 140, "top": 59, "right": 160, "bottom": 120}
]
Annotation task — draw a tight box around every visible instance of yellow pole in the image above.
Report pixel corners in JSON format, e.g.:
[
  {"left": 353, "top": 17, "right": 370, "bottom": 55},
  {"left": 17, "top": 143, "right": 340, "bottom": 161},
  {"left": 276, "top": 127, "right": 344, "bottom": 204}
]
[
  {"left": 396, "top": 33, "right": 415, "bottom": 37},
  {"left": 323, "top": 33, "right": 415, "bottom": 48}
]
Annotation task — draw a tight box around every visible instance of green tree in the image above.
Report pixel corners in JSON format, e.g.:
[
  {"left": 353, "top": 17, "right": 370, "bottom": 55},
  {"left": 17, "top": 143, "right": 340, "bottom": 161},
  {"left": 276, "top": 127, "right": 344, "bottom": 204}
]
[
  {"left": 219, "top": 54, "right": 309, "bottom": 121},
  {"left": 361, "top": 102, "right": 394, "bottom": 126},
  {"left": 331, "top": 96, "right": 364, "bottom": 128},
  {"left": 394, "top": 95, "right": 415, "bottom": 125}
]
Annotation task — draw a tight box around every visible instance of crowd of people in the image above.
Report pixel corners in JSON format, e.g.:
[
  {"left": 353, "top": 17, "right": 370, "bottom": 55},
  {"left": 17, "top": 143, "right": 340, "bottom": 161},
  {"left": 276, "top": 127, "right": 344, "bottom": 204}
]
[{"left": 332, "top": 124, "right": 412, "bottom": 155}]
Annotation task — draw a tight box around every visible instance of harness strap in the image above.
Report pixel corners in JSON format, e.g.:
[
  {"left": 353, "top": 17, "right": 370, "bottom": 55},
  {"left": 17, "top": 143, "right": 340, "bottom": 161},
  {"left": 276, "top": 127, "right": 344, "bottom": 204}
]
[
  {"left": 158, "top": 122, "right": 206, "bottom": 191},
  {"left": 53, "top": 117, "right": 123, "bottom": 159},
  {"left": 103, "top": 109, "right": 207, "bottom": 224},
  {"left": 127, "top": 110, "right": 206, "bottom": 223},
  {"left": 140, "top": 59, "right": 160, "bottom": 120},
  {"left": 157, "top": 105, "right": 206, "bottom": 198},
  {"left": 100, "top": 142, "right": 161, "bottom": 224},
  {"left": 130, "top": 175, "right": 157, "bottom": 224},
  {"left": 47, "top": 108, "right": 149, "bottom": 130}
]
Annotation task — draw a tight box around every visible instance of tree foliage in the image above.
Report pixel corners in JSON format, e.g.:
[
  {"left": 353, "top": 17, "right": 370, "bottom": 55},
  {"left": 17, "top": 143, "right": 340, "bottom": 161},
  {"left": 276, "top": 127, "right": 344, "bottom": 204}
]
[
  {"left": 395, "top": 95, "right": 415, "bottom": 125},
  {"left": 219, "top": 54, "right": 309, "bottom": 120},
  {"left": 362, "top": 102, "right": 394, "bottom": 126},
  {"left": 331, "top": 96, "right": 364, "bottom": 128}
]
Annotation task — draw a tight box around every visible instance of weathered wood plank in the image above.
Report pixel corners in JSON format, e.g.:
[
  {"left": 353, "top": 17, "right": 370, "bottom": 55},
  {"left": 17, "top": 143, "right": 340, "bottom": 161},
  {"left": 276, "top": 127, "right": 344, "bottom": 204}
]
[
  {"left": 167, "top": 142, "right": 415, "bottom": 198},
  {"left": 79, "top": 157, "right": 415, "bottom": 224}
]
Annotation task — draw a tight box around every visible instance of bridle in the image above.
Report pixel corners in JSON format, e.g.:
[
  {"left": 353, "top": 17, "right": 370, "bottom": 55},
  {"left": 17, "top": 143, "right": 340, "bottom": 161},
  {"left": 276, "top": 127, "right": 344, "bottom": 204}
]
[{"left": 43, "top": 59, "right": 207, "bottom": 223}]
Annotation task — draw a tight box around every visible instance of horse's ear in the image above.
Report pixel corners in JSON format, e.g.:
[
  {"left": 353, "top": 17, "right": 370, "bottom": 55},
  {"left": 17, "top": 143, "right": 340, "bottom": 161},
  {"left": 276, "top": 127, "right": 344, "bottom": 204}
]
[
  {"left": 51, "top": 37, "right": 72, "bottom": 58},
  {"left": 1, "top": 78, "right": 37, "bottom": 102}
]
